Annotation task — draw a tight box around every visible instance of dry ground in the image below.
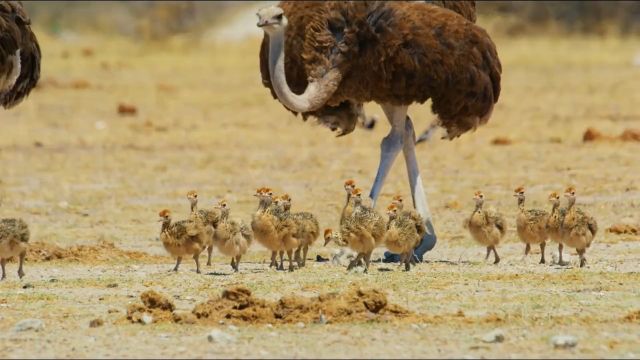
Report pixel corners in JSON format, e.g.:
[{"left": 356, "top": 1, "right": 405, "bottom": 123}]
[{"left": 0, "top": 26, "right": 639, "bottom": 358}]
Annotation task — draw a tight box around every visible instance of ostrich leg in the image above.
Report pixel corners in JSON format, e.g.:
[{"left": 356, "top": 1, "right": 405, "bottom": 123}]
[
  {"left": 368, "top": 105, "right": 408, "bottom": 206},
  {"left": 402, "top": 116, "right": 437, "bottom": 261}
]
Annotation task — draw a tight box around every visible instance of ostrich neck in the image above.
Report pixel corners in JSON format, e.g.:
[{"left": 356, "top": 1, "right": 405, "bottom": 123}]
[
  {"left": 267, "top": 30, "right": 341, "bottom": 113},
  {"left": 161, "top": 219, "right": 171, "bottom": 232},
  {"left": 566, "top": 197, "right": 576, "bottom": 211},
  {"left": 551, "top": 202, "right": 559, "bottom": 214},
  {"left": 517, "top": 197, "right": 525, "bottom": 211},
  {"left": 190, "top": 201, "right": 197, "bottom": 213},
  {"left": 474, "top": 202, "right": 483, "bottom": 213}
]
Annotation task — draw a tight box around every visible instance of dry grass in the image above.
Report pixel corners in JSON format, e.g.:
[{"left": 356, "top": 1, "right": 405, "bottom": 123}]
[{"left": 0, "top": 28, "right": 639, "bottom": 358}]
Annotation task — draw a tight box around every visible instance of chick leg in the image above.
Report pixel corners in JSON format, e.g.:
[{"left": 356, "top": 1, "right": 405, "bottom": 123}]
[
  {"left": 278, "top": 250, "right": 285, "bottom": 271},
  {"left": 17, "top": 251, "right": 26, "bottom": 279},
  {"left": 234, "top": 255, "right": 241, "bottom": 272},
  {"left": 368, "top": 104, "right": 407, "bottom": 207},
  {"left": 539, "top": 242, "right": 546, "bottom": 264},
  {"left": 230, "top": 257, "right": 236, "bottom": 271},
  {"left": 172, "top": 257, "right": 182, "bottom": 272},
  {"left": 1, "top": 258, "right": 6, "bottom": 280},
  {"left": 347, "top": 253, "right": 363, "bottom": 271},
  {"left": 269, "top": 251, "right": 277, "bottom": 268},
  {"left": 363, "top": 250, "right": 373, "bottom": 274},
  {"left": 557, "top": 243, "right": 569, "bottom": 266},
  {"left": 302, "top": 244, "right": 309, "bottom": 267},
  {"left": 492, "top": 246, "right": 500, "bottom": 264},
  {"left": 294, "top": 246, "right": 303, "bottom": 268},
  {"left": 287, "top": 249, "right": 295, "bottom": 272},
  {"left": 206, "top": 245, "right": 213, "bottom": 266},
  {"left": 402, "top": 116, "right": 437, "bottom": 262},
  {"left": 193, "top": 253, "right": 201, "bottom": 274},
  {"left": 485, "top": 246, "right": 491, "bottom": 261},
  {"left": 578, "top": 248, "right": 587, "bottom": 268},
  {"left": 404, "top": 252, "right": 411, "bottom": 271}
]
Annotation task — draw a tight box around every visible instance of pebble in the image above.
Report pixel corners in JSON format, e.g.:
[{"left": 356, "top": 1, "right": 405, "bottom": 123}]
[
  {"left": 410, "top": 324, "right": 421, "bottom": 330},
  {"left": 106, "top": 283, "right": 118, "bottom": 288},
  {"left": 22, "top": 283, "right": 33, "bottom": 289},
  {"left": 140, "top": 314, "right": 153, "bottom": 325},
  {"left": 14, "top": 319, "right": 44, "bottom": 332},
  {"left": 265, "top": 323, "right": 273, "bottom": 328},
  {"left": 296, "top": 322, "right": 305, "bottom": 328},
  {"left": 227, "top": 325, "right": 238, "bottom": 332},
  {"left": 58, "top": 201, "right": 69, "bottom": 209},
  {"left": 482, "top": 329, "right": 505, "bottom": 343},
  {"left": 551, "top": 335, "right": 577, "bottom": 349},
  {"left": 207, "top": 329, "right": 237, "bottom": 344}
]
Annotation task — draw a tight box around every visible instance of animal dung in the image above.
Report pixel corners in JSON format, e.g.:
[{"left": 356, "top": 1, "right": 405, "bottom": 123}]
[
  {"left": 606, "top": 223, "right": 639, "bottom": 235},
  {"left": 491, "top": 136, "right": 513, "bottom": 145},
  {"left": 117, "top": 103, "right": 138, "bottom": 116},
  {"left": 582, "top": 127, "right": 640, "bottom": 143}
]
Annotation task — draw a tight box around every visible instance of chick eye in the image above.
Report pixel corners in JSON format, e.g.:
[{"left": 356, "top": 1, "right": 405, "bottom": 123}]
[{"left": 275, "top": 13, "right": 283, "bottom": 21}]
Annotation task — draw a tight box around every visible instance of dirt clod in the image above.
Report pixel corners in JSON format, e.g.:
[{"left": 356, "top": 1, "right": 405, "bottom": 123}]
[
  {"left": 89, "top": 318, "right": 104, "bottom": 328},
  {"left": 118, "top": 103, "right": 138, "bottom": 116},
  {"left": 623, "top": 310, "right": 640, "bottom": 322},
  {"left": 607, "top": 223, "right": 639, "bottom": 235}
]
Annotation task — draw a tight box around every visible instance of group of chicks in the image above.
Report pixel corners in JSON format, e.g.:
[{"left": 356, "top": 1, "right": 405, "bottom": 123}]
[
  {"left": 157, "top": 179, "right": 427, "bottom": 274},
  {"left": 466, "top": 186, "right": 598, "bottom": 267}
]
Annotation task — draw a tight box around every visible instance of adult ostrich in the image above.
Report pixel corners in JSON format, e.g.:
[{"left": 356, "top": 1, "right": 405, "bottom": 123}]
[
  {"left": 258, "top": 1, "right": 478, "bottom": 137},
  {"left": 256, "top": 2, "right": 501, "bottom": 261},
  {"left": 0, "top": 1, "right": 41, "bottom": 109}
]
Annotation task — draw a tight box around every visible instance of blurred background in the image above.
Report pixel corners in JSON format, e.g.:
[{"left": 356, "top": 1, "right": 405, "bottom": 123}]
[{"left": 22, "top": 1, "right": 640, "bottom": 41}]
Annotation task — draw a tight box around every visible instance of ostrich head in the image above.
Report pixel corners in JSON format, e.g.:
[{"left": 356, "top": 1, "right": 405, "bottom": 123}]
[
  {"left": 391, "top": 195, "right": 404, "bottom": 210},
  {"left": 548, "top": 191, "right": 561, "bottom": 206},
  {"left": 323, "top": 228, "right": 334, "bottom": 246},
  {"left": 344, "top": 179, "right": 356, "bottom": 195},
  {"left": 215, "top": 199, "right": 230, "bottom": 217},
  {"left": 513, "top": 186, "right": 525, "bottom": 202},
  {"left": 186, "top": 190, "right": 198, "bottom": 205},
  {"left": 473, "top": 191, "right": 485, "bottom": 207},
  {"left": 386, "top": 203, "right": 399, "bottom": 220},
  {"left": 158, "top": 209, "right": 171, "bottom": 222},
  {"left": 256, "top": 6, "right": 287, "bottom": 33}
]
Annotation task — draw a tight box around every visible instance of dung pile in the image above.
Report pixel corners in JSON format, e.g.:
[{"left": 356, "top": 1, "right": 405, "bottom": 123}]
[
  {"left": 192, "top": 285, "right": 413, "bottom": 325},
  {"left": 26, "top": 241, "right": 165, "bottom": 264},
  {"left": 127, "top": 290, "right": 177, "bottom": 324},
  {"left": 126, "top": 285, "right": 417, "bottom": 326}
]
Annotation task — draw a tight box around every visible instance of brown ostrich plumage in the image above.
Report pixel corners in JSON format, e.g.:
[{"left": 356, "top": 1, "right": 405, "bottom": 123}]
[
  {"left": 0, "top": 1, "right": 40, "bottom": 109},
  {"left": 258, "top": 1, "right": 492, "bottom": 138}
]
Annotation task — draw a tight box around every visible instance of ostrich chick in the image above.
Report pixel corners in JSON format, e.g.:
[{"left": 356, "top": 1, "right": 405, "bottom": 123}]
[
  {"left": 324, "top": 188, "right": 385, "bottom": 273},
  {"left": 562, "top": 187, "right": 598, "bottom": 267},
  {"left": 158, "top": 209, "right": 208, "bottom": 273},
  {"left": 466, "top": 191, "right": 506, "bottom": 264},
  {"left": 546, "top": 191, "right": 569, "bottom": 265},
  {"left": 279, "top": 194, "right": 319, "bottom": 267},
  {"left": 213, "top": 200, "right": 253, "bottom": 272},
  {"left": 514, "top": 186, "right": 549, "bottom": 264},
  {"left": 341, "top": 179, "right": 357, "bottom": 226},
  {"left": 186, "top": 190, "right": 218, "bottom": 266},
  {"left": 384, "top": 203, "right": 425, "bottom": 271},
  {"left": 0, "top": 218, "right": 30, "bottom": 280},
  {"left": 251, "top": 188, "right": 299, "bottom": 271}
]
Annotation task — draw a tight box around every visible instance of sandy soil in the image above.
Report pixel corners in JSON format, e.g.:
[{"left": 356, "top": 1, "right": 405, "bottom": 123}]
[{"left": 0, "top": 24, "right": 639, "bottom": 358}]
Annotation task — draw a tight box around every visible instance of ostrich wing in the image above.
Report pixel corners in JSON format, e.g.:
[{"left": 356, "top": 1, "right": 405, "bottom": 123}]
[
  {"left": 0, "top": 1, "right": 40, "bottom": 109},
  {"left": 425, "top": 1, "right": 476, "bottom": 23}
]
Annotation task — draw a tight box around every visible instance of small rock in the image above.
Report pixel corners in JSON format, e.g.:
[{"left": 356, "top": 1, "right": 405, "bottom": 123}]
[
  {"left": 551, "top": 335, "right": 577, "bottom": 349},
  {"left": 227, "top": 325, "right": 238, "bottom": 332},
  {"left": 316, "top": 255, "right": 329, "bottom": 262},
  {"left": 482, "top": 329, "right": 505, "bottom": 343},
  {"left": 106, "top": 283, "right": 118, "bottom": 288},
  {"left": 410, "top": 324, "right": 421, "bottom": 330},
  {"left": 265, "top": 323, "right": 273, "bottom": 328},
  {"left": 296, "top": 322, "right": 305, "bottom": 328},
  {"left": 14, "top": 319, "right": 44, "bottom": 332},
  {"left": 218, "top": 320, "right": 225, "bottom": 325},
  {"left": 49, "top": 278, "right": 58, "bottom": 283},
  {"left": 107, "top": 308, "right": 119, "bottom": 314},
  {"left": 22, "top": 283, "right": 33, "bottom": 289},
  {"left": 89, "top": 318, "right": 104, "bottom": 328},
  {"left": 58, "top": 201, "right": 69, "bottom": 209},
  {"left": 140, "top": 314, "right": 153, "bottom": 325},
  {"left": 207, "top": 329, "right": 236, "bottom": 344}
]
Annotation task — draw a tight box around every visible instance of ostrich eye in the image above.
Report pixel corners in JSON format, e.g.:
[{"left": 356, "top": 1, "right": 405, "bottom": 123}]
[{"left": 275, "top": 13, "right": 283, "bottom": 21}]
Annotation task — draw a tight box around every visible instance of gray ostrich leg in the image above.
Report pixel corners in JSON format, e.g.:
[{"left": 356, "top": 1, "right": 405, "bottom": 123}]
[{"left": 382, "top": 115, "right": 438, "bottom": 263}]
